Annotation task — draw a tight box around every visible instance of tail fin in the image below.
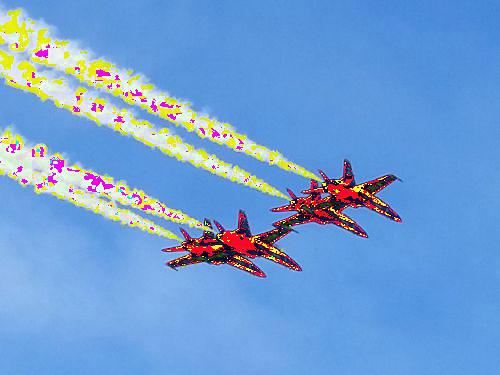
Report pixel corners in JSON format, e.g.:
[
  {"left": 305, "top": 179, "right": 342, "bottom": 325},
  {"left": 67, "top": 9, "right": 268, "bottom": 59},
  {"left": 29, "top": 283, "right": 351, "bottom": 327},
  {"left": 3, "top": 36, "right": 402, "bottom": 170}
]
[
  {"left": 237, "top": 210, "right": 252, "bottom": 236},
  {"left": 214, "top": 220, "right": 225, "bottom": 233},
  {"left": 180, "top": 228, "right": 192, "bottom": 242},
  {"left": 287, "top": 188, "right": 298, "bottom": 200},
  {"left": 318, "top": 169, "right": 329, "bottom": 181},
  {"left": 203, "top": 219, "right": 214, "bottom": 238},
  {"left": 301, "top": 179, "right": 323, "bottom": 195},
  {"left": 343, "top": 159, "right": 355, "bottom": 186}
]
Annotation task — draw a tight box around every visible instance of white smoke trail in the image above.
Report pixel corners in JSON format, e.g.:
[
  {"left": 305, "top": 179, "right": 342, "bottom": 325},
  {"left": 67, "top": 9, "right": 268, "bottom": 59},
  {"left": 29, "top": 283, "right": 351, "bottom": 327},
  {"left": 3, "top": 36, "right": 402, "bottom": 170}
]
[
  {"left": 0, "top": 48, "right": 288, "bottom": 199},
  {"left": 0, "top": 128, "right": 205, "bottom": 230},
  {"left": 0, "top": 8, "right": 319, "bottom": 181},
  {"left": 0, "top": 133, "right": 181, "bottom": 241}
]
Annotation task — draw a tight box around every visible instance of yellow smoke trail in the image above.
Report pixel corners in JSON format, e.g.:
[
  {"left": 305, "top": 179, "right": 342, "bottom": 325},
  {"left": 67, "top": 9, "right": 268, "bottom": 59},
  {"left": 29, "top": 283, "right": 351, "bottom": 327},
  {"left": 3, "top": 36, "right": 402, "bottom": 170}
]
[
  {"left": 0, "top": 48, "right": 288, "bottom": 199},
  {"left": 0, "top": 130, "right": 181, "bottom": 240},
  {"left": 0, "top": 128, "right": 203, "bottom": 228},
  {"left": 0, "top": 8, "right": 320, "bottom": 181}
]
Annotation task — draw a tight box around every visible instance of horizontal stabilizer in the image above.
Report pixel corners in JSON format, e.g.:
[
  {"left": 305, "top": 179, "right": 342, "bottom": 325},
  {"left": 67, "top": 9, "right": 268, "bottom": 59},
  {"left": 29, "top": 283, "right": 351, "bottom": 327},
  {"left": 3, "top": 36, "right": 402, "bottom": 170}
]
[
  {"left": 162, "top": 245, "right": 186, "bottom": 253},
  {"left": 270, "top": 204, "right": 294, "bottom": 213}
]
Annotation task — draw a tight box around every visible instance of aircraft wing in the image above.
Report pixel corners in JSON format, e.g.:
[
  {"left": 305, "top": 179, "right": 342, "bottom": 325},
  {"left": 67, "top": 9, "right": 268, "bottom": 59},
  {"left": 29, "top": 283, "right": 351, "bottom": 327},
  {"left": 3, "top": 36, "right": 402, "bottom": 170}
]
[
  {"left": 258, "top": 226, "right": 292, "bottom": 244},
  {"left": 362, "top": 194, "right": 402, "bottom": 222},
  {"left": 255, "top": 241, "right": 302, "bottom": 271},
  {"left": 226, "top": 254, "right": 266, "bottom": 278},
  {"left": 167, "top": 254, "right": 204, "bottom": 269},
  {"left": 273, "top": 213, "right": 314, "bottom": 228},
  {"left": 325, "top": 208, "right": 368, "bottom": 238},
  {"left": 360, "top": 174, "right": 399, "bottom": 194}
]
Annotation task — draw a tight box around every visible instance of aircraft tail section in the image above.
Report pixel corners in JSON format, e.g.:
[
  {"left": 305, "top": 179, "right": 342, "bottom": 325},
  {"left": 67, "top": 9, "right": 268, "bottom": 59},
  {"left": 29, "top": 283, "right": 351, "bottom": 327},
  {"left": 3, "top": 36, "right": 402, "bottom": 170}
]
[
  {"left": 302, "top": 179, "right": 324, "bottom": 195},
  {"left": 161, "top": 245, "right": 186, "bottom": 253},
  {"left": 237, "top": 210, "right": 252, "bottom": 236},
  {"left": 342, "top": 159, "right": 355, "bottom": 186},
  {"left": 270, "top": 203, "right": 293, "bottom": 213},
  {"left": 180, "top": 228, "right": 192, "bottom": 242},
  {"left": 203, "top": 219, "right": 215, "bottom": 238}
]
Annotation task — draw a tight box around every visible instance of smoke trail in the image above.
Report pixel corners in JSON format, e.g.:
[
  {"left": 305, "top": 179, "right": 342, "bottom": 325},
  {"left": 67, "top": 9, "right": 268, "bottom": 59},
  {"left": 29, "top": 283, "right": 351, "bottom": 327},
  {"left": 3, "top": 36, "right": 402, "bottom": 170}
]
[
  {"left": 0, "top": 131, "right": 181, "bottom": 240},
  {"left": 0, "top": 8, "right": 319, "bottom": 181},
  {"left": 0, "top": 48, "right": 288, "bottom": 199},
  {"left": 0, "top": 128, "right": 203, "bottom": 228}
]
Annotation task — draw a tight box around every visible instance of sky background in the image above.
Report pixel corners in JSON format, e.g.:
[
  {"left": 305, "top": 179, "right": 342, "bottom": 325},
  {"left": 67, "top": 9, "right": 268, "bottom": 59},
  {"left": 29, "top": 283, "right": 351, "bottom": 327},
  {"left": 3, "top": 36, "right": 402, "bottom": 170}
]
[{"left": 1, "top": 1, "right": 499, "bottom": 374}]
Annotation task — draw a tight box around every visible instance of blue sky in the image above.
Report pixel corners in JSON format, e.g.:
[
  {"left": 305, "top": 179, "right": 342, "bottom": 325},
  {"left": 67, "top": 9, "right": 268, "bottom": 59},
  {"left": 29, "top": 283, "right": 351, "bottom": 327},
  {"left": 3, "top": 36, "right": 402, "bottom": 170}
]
[{"left": 1, "top": 1, "right": 499, "bottom": 374}]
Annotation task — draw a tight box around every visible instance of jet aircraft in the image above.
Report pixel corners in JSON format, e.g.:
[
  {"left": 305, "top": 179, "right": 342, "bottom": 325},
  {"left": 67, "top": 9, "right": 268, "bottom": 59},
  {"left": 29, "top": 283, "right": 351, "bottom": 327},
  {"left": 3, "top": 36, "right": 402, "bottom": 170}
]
[
  {"left": 303, "top": 159, "right": 402, "bottom": 222},
  {"left": 213, "top": 210, "right": 302, "bottom": 272},
  {"left": 271, "top": 180, "right": 368, "bottom": 237},
  {"left": 162, "top": 219, "right": 267, "bottom": 277}
]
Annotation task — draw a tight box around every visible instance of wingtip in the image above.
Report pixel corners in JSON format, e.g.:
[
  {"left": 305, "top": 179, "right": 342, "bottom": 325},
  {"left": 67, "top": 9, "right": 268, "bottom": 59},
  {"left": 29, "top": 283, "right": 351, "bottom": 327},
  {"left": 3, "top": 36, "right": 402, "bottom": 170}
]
[
  {"left": 278, "top": 224, "right": 299, "bottom": 234},
  {"left": 166, "top": 263, "right": 179, "bottom": 271}
]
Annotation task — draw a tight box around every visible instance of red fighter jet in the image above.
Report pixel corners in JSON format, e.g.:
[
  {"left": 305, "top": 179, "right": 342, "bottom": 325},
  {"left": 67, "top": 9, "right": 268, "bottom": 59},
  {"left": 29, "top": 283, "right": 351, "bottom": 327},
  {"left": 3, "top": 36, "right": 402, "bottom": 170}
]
[
  {"left": 162, "top": 219, "right": 267, "bottom": 277},
  {"left": 213, "top": 210, "right": 302, "bottom": 273},
  {"left": 271, "top": 180, "right": 368, "bottom": 238},
  {"left": 303, "top": 159, "right": 402, "bottom": 223}
]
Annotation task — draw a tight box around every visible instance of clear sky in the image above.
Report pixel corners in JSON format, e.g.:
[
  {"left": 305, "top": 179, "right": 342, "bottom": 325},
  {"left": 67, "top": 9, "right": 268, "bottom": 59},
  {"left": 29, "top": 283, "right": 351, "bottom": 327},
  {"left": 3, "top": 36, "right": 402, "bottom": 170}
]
[{"left": 0, "top": 1, "right": 499, "bottom": 374}]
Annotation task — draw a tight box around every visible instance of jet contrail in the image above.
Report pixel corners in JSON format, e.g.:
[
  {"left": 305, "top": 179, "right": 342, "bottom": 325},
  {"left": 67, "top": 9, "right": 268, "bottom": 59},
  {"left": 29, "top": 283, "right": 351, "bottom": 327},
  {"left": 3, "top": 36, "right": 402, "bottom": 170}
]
[
  {"left": 0, "top": 8, "right": 319, "bottom": 181},
  {"left": 0, "top": 48, "right": 288, "bottom": 199},
  {"left": 0, "top": 128, "right": 204, "bottom": 229},
  {"left": 0, "top": 131, "right": 181, "bottom": 240}
]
